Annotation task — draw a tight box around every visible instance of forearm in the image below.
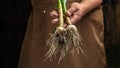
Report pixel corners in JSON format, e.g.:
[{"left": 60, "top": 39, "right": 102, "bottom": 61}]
[
  {"left": 79, "top": 0, "right": 103, "bottom": 16},
  {"left": 50, "top": 0, "right": 103, "bottom": 24}
]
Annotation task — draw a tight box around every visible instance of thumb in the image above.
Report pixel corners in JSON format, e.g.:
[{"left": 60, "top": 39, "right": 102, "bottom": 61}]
[{"left": 66, "top": 2, "right": 79, "bottom": 16}]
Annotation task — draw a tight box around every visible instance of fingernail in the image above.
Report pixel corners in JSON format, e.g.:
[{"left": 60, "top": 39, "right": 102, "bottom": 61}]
[
  {"left": 66, "top": 11, "right": 71, "bottom": 16},
  {"left": 52, "top": 19, "right": 58, "bottom": 23}
]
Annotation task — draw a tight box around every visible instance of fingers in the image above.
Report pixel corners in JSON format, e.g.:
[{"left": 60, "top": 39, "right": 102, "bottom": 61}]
[
  {"left": 70, "top": 11, "right": 82, "bottom": 24},
  {"left": 70, "top": 15, "right": 79, "bottom": 24},
  {"left": 50, "top": 10, "right": 58, "bottom": 18},
  {"left": 50, "top": 10, "right": 59, "bottom": 23},
  {"left": 50, "top": 2, "right": 82, "bottom": 25},
  {"left": 51, "top": 18, "right": 59, "bottom": 23},
  {"left": 66, "top": 2, "right": 80, "bottom": 16},
  {"left": 66, "top": 2, "right": 82, "bottom": 24},
  {"left": 66, "top": 7, "right": 77, "bottom": 16}
]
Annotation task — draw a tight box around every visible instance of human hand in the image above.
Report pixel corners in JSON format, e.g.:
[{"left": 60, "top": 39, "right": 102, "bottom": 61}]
[
  {"left": 50, "top": 0, "right": 102, "bottom": 25},
  {"left": 50, "top": 2, "right": 83, "bottom": 25}
]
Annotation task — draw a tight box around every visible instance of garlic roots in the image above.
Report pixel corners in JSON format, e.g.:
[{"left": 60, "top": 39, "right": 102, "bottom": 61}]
[{"left": 45, "top": 0, "right": 86, "bottom": 63}]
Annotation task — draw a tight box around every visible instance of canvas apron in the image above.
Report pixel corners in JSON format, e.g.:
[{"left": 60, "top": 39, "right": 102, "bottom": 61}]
[{"left": 18, "top": 0, "right": 106, "bottom": 68}]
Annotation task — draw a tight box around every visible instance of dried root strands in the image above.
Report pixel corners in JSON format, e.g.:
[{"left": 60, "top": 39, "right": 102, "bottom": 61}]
[
  {"left": 61, "top": 0, "right": 86, "bottom": 57},
  {"left": 45, "top": 0, "right": 86, "bottom": 63},
  {"left": 45, "top": 25, "right": 86, "bottom": 63},
  {"left": 66, "top": 25, "right": 87, "bottom": 57},
  {"left": 45, "top": 0, "right": 70, "bottom": 63},
  {"left": 45, "top": 27, "right": 67, "bottom": 61}
]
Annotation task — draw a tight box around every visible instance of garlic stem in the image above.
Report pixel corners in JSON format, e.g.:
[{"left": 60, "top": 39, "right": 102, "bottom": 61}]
[
  {"left": 58, "top": 0, "right": 64, "bottom": 26},
  {"left": 61, "top": 0, "right": 71, "bottom": 25}
]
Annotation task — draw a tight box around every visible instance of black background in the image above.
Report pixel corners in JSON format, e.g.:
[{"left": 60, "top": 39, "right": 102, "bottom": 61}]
[
  {"left": 103, "top": 0, "right": 120, "bottom": 68},
  {"left": 0, "top": 0, "right": 120, "bottom": 68},
  {"left": 0, "top": 0, "right": 31, "bottom": 68}
]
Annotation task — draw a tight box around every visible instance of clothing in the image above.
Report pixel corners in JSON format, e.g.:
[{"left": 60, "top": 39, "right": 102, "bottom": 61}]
[
  {"left": 103, "top": 0, "right": 120, "bottom": 68},
  {"left": 18, "top": 0, "right": 106, "bottom": 68}
]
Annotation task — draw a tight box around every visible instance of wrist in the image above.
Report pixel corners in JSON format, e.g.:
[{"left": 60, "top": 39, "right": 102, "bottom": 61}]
[{"left": 78, "top": 0, "right": 102, "bottom": 16}]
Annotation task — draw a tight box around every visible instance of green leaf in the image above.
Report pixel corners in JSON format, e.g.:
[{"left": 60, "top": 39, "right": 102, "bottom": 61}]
[{"left": 61, "top": 0, "right": 67, "bottom": 14}]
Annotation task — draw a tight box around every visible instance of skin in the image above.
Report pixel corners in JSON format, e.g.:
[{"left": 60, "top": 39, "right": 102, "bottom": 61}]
[{"left": 50, "top": 0, "right": 103, "bottom": 25}]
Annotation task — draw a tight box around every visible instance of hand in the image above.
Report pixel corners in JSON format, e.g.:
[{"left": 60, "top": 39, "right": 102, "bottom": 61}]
[
  {"left": 50, "top": 0, "right": 102, "bottom": 25},
  {"left": 50, "top": 2, "right": 83, "bottom": 25}
]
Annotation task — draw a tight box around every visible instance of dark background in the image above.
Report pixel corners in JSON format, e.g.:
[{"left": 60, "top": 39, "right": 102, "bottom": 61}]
[
  {"left": 0, "top": 0, "right": 31, "bottom": 68},
  {"left": 0, "top": 0, "right": 120, "bottom": 68},
  {"left": 103, "top": 0, "right": 120, "bottom": 68}
]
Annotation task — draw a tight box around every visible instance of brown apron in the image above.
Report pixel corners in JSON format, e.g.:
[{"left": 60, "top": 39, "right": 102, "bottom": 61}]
[{"left": 18, "top": 0, "right": 106, "bottom": 68}]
